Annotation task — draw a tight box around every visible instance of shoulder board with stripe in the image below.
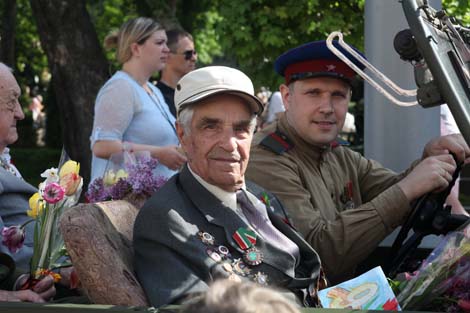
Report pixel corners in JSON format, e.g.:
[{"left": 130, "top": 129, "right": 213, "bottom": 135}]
[{"left": 259, "top": 131, "right": 294, "bottom": 155}]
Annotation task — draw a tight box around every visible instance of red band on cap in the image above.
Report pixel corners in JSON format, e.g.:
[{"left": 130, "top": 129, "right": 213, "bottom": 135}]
[{"left": 284, "top": 60, "right": 356, "bottom": 84}]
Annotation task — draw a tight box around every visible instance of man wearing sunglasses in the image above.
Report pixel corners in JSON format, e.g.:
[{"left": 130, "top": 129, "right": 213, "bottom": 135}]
[{"left": 157, "top": 29, "right": 197, "bottom": 117}]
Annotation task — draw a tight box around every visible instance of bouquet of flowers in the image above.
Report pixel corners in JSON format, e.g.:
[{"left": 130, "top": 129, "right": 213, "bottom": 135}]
[
  {"left": 85, "top": 151, "right": 167, "bottom": 209},
  {"left": 396, "top": 221, "right": 470, "bottom": 312},
  {"left": 1, "top": 159, "right": 82, "bottom": 284}
]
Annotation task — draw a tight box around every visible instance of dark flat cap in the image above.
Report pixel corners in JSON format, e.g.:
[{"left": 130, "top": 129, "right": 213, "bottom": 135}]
[{"left": 275, "top": 40, "right": 366, "bottom": 84}]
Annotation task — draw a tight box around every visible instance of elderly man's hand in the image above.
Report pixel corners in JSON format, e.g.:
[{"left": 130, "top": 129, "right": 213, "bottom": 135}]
[
  {"left": 423, "top": 134, "right": 470, "bottom": 164},
  {"left": 6, "top": 274, "right": 56, "bottom": 303},
  {"left": 31, "top": 275, "right": 55, "bottom": 301},
  {"left": 0, "top": 289, "right": 46, "bottom": 303}
]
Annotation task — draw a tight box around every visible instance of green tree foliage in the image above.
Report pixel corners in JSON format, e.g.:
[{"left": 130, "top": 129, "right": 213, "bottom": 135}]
[
  {"left": 11, "top": 0, "right": 48, "bottom": 104},
  {"left": 86, "top": 0, "right": 138, "bottom": 73},
  {"left": 443, "top": 0, "right": 470, "bottom": 24},
  {"left": 203, "top": 0, "right": 365, "bottom": 90},
  {"left": 16, "top": 0, "right": 470, "bottom": 153}
]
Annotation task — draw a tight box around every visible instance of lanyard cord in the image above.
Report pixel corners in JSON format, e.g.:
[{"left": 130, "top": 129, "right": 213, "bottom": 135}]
[{"left": 145, "top": 85, "right": 177, "bottom": 134}]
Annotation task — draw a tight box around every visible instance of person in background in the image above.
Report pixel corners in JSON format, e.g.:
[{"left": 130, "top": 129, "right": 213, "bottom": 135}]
[
  {"left": 90, "top": 17, "right": 187, "bottom": 182},
  {"left": 0, "top": 62, "right": 56, "bottom": 302},
  {"left": 156, "top": 29, "right": 197, "bottom": 118},
  {"left": 265, "top": 91, "right": 285, "bottom": 125},
  {"left": 246, "top": 40, "right": 469, "bottom": 284},
  {"left": 180, "top": 280, "right": 301, "bottom": 313},
  {"left": 440, "top": 104, "right": 469, "bottom": 216}
]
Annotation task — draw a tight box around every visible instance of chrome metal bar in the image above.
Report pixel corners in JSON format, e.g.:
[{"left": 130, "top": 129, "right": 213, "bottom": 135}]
[{"left": 326, "top": 31, "right": 418, "bottom": 107}]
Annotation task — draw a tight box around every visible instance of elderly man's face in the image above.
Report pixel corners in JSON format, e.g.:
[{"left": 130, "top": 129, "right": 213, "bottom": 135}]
[
  {"left": 281, "top": 76, "right": 351, "bottom": 146},
  {"left": 177, "top": 95, "right": 254, "bottom": 192},
  {"left": 0, "top": 66, "right": 24, "bottom": 151}
]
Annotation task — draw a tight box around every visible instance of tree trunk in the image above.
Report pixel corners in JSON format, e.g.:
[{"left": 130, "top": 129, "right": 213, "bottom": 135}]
[
  {"left": 0, "top": 0, "right": 17, "bottom": 67},
  {"left": 29, "top": 0, "right": 109, "bottom": 186}
]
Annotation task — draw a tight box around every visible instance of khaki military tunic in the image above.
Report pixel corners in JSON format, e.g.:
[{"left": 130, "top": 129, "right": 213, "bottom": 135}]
[{"left": 247, "top": 114, "right": 414, "bottom": 283}]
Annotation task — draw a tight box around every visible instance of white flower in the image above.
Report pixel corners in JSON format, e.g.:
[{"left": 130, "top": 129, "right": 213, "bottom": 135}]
[{"left": 40, "top": 168, "right": 59, "bottom": 183}]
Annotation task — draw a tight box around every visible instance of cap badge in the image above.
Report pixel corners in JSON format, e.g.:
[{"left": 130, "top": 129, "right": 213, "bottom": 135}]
[{"left": 326, "top": 64, "right": 336, "bottom": 72}]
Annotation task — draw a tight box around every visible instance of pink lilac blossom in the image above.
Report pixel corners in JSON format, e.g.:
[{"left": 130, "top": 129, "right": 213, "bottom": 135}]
[{"left": 1, "top": 226, "right": 25, "bottom": 253}]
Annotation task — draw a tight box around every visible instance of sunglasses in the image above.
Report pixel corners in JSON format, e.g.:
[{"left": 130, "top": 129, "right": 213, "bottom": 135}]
[{"left": 172, "top": 50, "right": 197, "bottom": 60}]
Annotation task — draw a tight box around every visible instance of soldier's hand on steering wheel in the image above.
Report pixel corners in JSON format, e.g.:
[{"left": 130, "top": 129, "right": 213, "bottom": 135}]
[
  {"left": 397, "top": 154, "right": 456, "bottom": 201},
  {"left": 423, "top": 134, "right": 470, "bottom": 164}
]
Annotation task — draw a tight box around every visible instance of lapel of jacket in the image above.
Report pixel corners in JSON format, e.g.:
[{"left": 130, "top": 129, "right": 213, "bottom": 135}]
[
  {"left": 178, "top": 166, "right": 304, "bottom": 278},
  {"left": 178, "top": 165, "right": 247, "bottom": 255},
  {"left": 269, "top": 211, "right": 322, "bottom": 282},
  {"left": 0, "top": 168, "right": 37, "bottom": 194}
]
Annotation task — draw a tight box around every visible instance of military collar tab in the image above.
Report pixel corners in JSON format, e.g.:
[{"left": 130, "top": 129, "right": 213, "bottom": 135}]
[{"left": 259, "top": 130, "right": 294, "bottom": 155}]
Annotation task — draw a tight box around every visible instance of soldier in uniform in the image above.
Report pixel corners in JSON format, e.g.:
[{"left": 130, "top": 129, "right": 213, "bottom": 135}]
[
  {"left": 133, "top": 66, "right": 323, "bottom": 308},
  {"left": 246, "top": 40, "right": 469, "bottom": 284}
]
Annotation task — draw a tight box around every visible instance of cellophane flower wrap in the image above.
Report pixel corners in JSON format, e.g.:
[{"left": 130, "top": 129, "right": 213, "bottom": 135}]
[
  {"left": 3, "top": 159, "right": 84, "bottom": 283},
  {"left": 86, "top": 150, "right": 167, "bottom": 208},
  {"left": 397, "top": 221, "right": 470, "bottom": 312}
]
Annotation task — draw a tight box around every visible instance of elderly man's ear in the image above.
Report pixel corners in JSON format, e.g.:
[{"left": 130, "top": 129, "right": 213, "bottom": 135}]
[{"left": 175, "top": 122, "right": 185, "bottom": 142}]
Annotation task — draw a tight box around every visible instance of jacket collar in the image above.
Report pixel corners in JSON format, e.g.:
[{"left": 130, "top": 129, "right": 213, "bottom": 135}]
[
  {"left": 0, "top": 168, "right": 37, "bottom": 194},
  {"left": 178, "top": 165, "right": 299, "bottom": 277}
]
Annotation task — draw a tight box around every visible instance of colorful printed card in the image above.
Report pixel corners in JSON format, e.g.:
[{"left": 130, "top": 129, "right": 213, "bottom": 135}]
[{"left": 318, "top": 266, "right": 401, "bottom": 310}]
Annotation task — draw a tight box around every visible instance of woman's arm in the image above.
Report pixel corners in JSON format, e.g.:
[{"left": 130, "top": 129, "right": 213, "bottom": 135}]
[{"left": 92, "top": 140, "right": 186, "bottom": 170}]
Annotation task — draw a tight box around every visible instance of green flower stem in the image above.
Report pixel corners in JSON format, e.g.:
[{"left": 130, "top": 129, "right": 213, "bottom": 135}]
[
  {"left": 36, "top": 204, "right": 55, "bottom": 275},
  {"left": 19, "top": 219, "right": 35, "bottom": 229}
]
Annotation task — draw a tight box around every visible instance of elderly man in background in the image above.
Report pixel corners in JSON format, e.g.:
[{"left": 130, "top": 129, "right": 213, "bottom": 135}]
[
  {"left": 246, "top": 41, "right": 470, "bottom": 284},
  {"left": 134, "top": 66, "right": 322, "bottom": 308},
  {"left": 0, "top": 62, "right": 55, "bottom": 302}
]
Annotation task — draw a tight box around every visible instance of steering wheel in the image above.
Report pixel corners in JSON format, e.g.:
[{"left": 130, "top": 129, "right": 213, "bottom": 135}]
[{"left": 385, "top": 155, "right": 469, "bottom": 278}]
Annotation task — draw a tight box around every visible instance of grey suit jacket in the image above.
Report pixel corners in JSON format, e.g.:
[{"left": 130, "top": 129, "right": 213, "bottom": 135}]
[
  {"left": 0, "top": 168, "right": 35, "bottom": 270},
  {"left": 134, "top": 165, "right": 321, "bottom": 308}
]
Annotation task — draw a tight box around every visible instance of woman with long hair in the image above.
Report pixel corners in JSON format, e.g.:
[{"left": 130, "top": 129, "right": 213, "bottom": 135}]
[{"left": 90, "top": 17, "right": 186, "bottom": 181}]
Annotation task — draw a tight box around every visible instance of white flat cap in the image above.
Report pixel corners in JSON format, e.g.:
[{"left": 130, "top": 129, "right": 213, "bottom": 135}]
[{"left": 174, "top": 66, "right": 264, "bottom": 117}]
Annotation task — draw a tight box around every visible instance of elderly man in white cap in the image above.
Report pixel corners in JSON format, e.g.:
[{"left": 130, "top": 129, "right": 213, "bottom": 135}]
[{"left": 133, "top": 66, "right": 323, "bottom": 308}]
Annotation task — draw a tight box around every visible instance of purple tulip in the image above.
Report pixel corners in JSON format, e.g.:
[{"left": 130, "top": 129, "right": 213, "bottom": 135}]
[{"left": 1, "top": 226, "right": 25, "bottom": 253}]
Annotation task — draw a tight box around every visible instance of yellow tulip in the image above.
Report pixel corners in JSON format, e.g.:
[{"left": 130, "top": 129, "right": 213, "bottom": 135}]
[
  {"left": 28, "top": 192, "right": 45, "bottom": 218},
  {"left": 60, "top": 172, "right": 82, "bottom": 196},
  {"left": 59, "top": 160, "right": 80, "bottom": 179}
]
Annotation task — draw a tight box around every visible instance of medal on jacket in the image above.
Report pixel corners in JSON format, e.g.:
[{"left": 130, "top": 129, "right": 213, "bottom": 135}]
[
  {"left": 341, "top": 181, "right": 355, "bottom": 209},
  {"left": 254, "top": 271, "right": 268, "bottom": 285},
  {"left": 232, "top": 227, "right": 256, "bottom": 249},
  {"left": 233, "top": 227, "right": 263, "bottom": 266},
  {"left": 243, "top": 247, "right": 263, "bottom": 266},
  {"left": 198, "top": 231, "right": 215, "bottom": 245}
]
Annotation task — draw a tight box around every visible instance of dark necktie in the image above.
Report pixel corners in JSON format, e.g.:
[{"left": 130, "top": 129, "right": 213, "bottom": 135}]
[{"left": 236, "top": 189, "right": 299, "bottom": 258}]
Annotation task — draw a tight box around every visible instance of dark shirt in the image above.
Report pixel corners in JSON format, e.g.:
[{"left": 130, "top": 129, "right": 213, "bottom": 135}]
[{"left": 156, "top": 81, "right": 176, "bottom": 118}]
